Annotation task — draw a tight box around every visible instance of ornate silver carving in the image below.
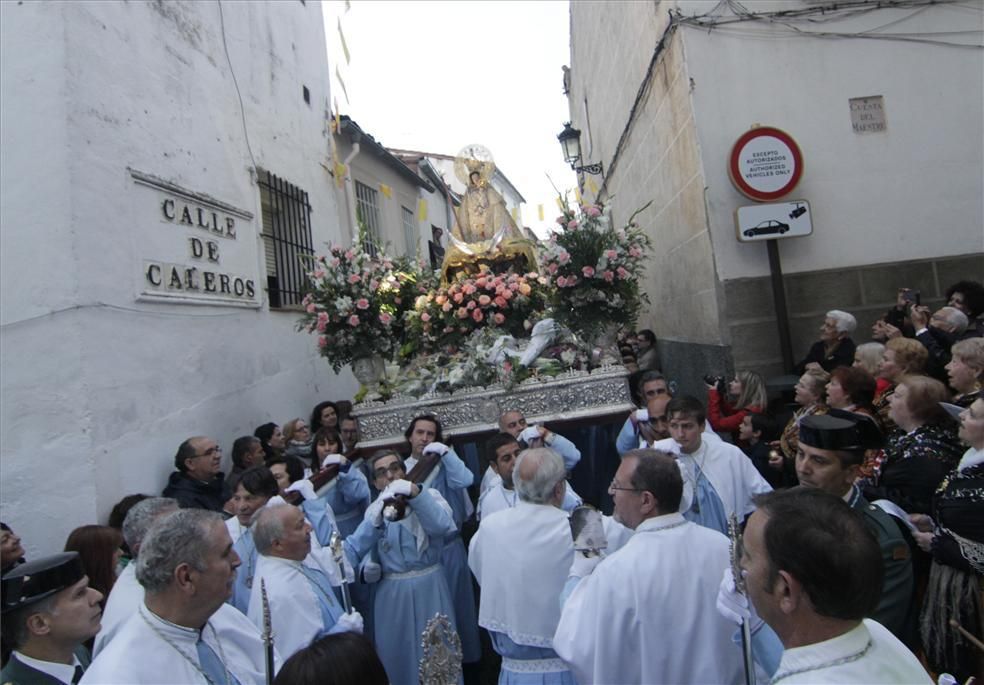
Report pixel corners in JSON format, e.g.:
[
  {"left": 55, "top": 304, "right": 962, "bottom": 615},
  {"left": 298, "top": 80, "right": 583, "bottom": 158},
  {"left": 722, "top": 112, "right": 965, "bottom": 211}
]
[
  {"left": 354, "top": 365, "right": 634, "bottom": 447},
  {"left": 419, "top": 613, "right": 462, "bottom": 685}
]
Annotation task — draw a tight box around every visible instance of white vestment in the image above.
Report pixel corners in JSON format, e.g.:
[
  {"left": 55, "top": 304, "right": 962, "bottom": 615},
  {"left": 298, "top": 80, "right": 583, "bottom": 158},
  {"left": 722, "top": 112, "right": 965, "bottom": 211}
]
[
  {"left": 81, "top": 603, "right": 278, "bottom": 685},
  {"left": 478, "top": 481, "right": 581, "bottom": 521},
  {"left": 247, "top": 554, "right": 343, "bottom": 660},
  {"left": 773, "top": 619, "right": 930, "bottom": 684},
  {"left": 553, "top": 513, "right": 744, "bottom": 685},
  {"left": 652, "top": 436, "right": 771, "bottom": 519},
  {"left": 469, "top": 501, "right": 573, "bottom": 646},
  {"left": 92, "top": 563, "right": 144, "bottom": 657},
  {"left": 225, "top": 516, "right": 247, "bottom": 545}
]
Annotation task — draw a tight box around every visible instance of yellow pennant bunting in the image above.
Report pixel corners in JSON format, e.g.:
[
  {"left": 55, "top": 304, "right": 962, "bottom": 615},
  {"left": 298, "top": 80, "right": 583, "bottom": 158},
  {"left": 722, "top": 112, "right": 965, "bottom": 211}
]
[
  {"left": 379, "top": 183, "right": 393, "bottom": 199},
  {"left": 334, "top": 162, "right": 347, "bottom": 188},
  {"left": 337, "top": 19, "right": 351, "bottom": 65},
  {"left": 510, "top": 207, "right": 519, "bottom": 222},
  {"left": 335, "top": 66, "right": 350, "bottom": 104},
  {"left": 586, "top": 177, "right": 599, "bottom": 195},
  {"left": 555, "top": 196, "right": 566, "bottom": 212},
  {"left": 418, "top": 198, "right": 428, "bottom": 221},
  {"left": 537, "top": 204, "right": 544, "bottom": 221},
  {"left": 574, "top": 187, "right": 583, "bottom": 205}
]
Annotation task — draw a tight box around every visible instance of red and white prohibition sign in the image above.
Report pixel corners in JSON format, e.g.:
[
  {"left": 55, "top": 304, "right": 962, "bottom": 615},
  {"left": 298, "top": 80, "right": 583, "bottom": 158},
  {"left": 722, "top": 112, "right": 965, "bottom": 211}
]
[{"left": 728, "top": 126, "right": 803, "bottom": 202}]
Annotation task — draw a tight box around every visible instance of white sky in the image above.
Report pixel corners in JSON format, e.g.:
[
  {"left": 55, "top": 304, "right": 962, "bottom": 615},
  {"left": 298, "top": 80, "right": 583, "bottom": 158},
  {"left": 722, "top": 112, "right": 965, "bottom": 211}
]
[{"left": 322, "top": 0, "right": 577, "bottom": 237}]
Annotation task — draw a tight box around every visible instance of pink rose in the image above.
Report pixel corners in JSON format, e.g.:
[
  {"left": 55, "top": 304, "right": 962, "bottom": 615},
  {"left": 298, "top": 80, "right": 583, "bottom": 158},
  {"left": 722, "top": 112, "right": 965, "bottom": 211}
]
[
  {"left": 556, "top": 276, "right": 568, "bottom": 288},
  {"left": 348, "top": 274, "right": 361, "bottom": 284},
  {"left": 378, "top": 312, "right": 392, "bottom": 325},
  {"left": 442, "top": 301, "right": 453, "bottom": 312},
  {"left": 558, "top": 251, "right": 570, "bottom": 265},
  {"left": 605, "top": 249, "right": 618, "bottom": 260},
  {"left": 582, "top": 266, "right": 595, "bottom": 278},
  {"left": 421, "top": 312, "right": 431, "bottom": 322},
  {"left": 501, "top": 288, "right": 513, "bottom": 300},
  {"left": 316, "top": 318, "right": 327, "bottom": 333},
  {"left": 585, "top": 205, "right": 602, "bottom": 217},
  {"left": 370, "top": 279, "right": 379, "bottom": 291},
  {"left": 466, "top": 300, "right": 476, "bottom": 310},
  {"left": 547, "top": 263, "right": 559, "bottom": 275},
  {"left": 472, "top": 308, "right": 484, "bottom": 322},
  {"left": 494, "top": 296, "right": 507, "bottom": 308},
  {"left": 503, "top": 360, "right": 513, "bottom": 372},
  {"left": 435, "top": 294, "right": 447, "bottom": 305},
  {"left": 567, "top": 220, "right": 579, "bottom": 230},
  {"left": 493, "top": 312, "right": 506, "bottom": 325},
  {"left": 603, "top": 270, "right": 615, "bottom": 282},
  {"left": 616, "top": 267, "right": 629, "bottom": 280},
  {"left": 453, "top": 292, "right": 464, "bottom": 304},
  {"left": 313, "top": 269, "right": 325, "bottom": 279},
  {"left": 318, "top": 336, "right": 328, "bottom": 348},
  {"left": 306, "top": 302, "right": 317, "bottom": 314},
  {"left": 317, "top": 312, "right": 329, "bottom": 323},
  {"left": 463, "top": 284, "right": 477, "bottom": 295},
  {"left": 478, "top": 294, "right": 492, "bottom": 306},
  {"left": 356, "top": 298, "right": 369, "bottom": 310},
  {"left": 330, "top": 257, "right": 340, "bottom": 268},
  {"left": 518, "top": 283, "right": 532, "bottom": 296},
  {"left": 347, "top": 314, "right": 360, "bottom": 326},
  {"left": 629, "top": 246, "right": 642, "bottom": 258},
  {"left": 344, "top": 249, "right": 356, "bottom": 260},
  {"left": 457, "top": 307, "right": 469, "bottom": 319},
  {"left": 475, "top": 277, "right": 487, "bottom": 288}
]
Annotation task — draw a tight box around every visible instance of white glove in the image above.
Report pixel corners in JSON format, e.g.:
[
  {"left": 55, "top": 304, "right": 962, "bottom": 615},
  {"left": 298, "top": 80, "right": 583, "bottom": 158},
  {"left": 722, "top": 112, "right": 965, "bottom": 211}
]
[
  {"left": 634, "top": 408, "right": 650, "bottom": 422},
  {"left": 422, "top": 441, "right": 450, "bottom": 456},
  {"left": 387, "top": 479, "right": 413, "bottom": 497},
  {"left": 361, "top": 560, "right": 382, "bottom": 584},
  {"left": 263, "top": 495, "right": 287, "bottom": 509},
  {"left": 365, "top": 496, "right": 386, "bottom": 527},
  {"left": 519, "top": 426, "right": 542, "bottom": 444},
  {"left": 329, "top": 610, "right": 364, "bottom": 635},
  {"left": 285, "top": 479, "right": 316, "bottom": 501},
  {"left": 716, "top": 567, "right": 763, "bottom": 631},
  {"left": 570, "top": 551, "right": 603, "bottom": 578},
  {"left": 321, "top": 453, "right": 344, "bottom": 468}
]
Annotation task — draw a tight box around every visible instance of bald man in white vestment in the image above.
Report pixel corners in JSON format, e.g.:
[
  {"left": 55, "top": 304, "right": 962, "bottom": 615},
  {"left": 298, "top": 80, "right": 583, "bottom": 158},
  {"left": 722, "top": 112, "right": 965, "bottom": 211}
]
[
  {"left": 469, "top": 448, "right": 576, "bottom": 683},
  {"left": 82, "top": 509, "right": 279, "bottom": 685},
  {"left": 553, "top": 450, "right": 744, "bottom": 685}
]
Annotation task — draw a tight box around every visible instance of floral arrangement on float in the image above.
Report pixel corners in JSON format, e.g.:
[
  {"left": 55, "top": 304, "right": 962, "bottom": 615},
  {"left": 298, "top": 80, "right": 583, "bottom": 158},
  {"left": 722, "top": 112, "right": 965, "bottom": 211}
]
[
  {"left": 297, "top": 243, "right": 426, "bottom": 375},
  {"left": 401, "top": 270, "right": 549, "bottom": 357},
  {"left": 539, "top": 200, "right": 652, "bottom": 350}
]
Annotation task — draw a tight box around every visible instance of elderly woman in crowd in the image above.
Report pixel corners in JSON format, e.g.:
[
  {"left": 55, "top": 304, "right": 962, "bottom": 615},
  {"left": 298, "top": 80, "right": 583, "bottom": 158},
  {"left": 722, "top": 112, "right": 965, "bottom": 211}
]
[
  {"left": 827, "top": 365, "right": 884, "bottom": 478},
  {"left": 910, "top": 397, "right": 984, "bottom": 682},
  {"left": 946, "top": 337, "right": 984, "bottom": 408},
  {"left": 794, "top": 309, "right": 857, "bottom": 374},
  {"left": 769, "top": 368, "right": 830, "bottom": 486},
  {"left": 874, "top": 337, "right": 929, "bottom": 432},
  {"left": 254, "top": 422, "right": 286, "bottom": 463},
  {"left": 863, "top": 375, "right": 963, "bottom": 515},
  {"left": 854, "top": 341, "right": 891, "bottom": 395},
  {"left": 706, "top": 370, "right": 767, "bottom": 444},
  {"left": 283, "top": 417, "right": 313, "bottom": 460}
]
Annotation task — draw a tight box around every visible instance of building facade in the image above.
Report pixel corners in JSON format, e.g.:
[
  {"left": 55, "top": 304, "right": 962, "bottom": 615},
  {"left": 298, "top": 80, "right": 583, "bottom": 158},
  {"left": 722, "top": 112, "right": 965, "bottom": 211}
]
[
  {"left": 1, "top": 0, "right": 350, "bottom": 554},
  {"left": 567, "top": 0, "right": 983, "bottom": 393}
]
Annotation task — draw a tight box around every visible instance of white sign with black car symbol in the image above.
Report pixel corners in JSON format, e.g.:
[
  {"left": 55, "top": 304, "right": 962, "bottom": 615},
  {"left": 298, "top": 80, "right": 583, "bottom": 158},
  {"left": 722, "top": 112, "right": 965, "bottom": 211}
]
[{"left": 735, "top": 200, "right": 813, "bottom": 243}]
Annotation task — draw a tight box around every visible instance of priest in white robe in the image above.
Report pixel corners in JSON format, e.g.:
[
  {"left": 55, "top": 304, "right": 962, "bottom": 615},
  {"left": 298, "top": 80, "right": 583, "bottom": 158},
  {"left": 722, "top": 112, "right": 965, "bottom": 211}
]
[
  {"left": 469, "top": 447, "right": 576, "bottom": 684},
  {"left": 93, "top": 497, "right": 178, "bottom": 657},
  {"left": 653, "top": 395, "right": 771, "bottom": 534},
  {"left": 554, "top": 449, "right": 744, "bottom": 685},
  {"left": 82, "top": 508, "right": 280, "bottom": 684},
  {"left": 247, "top": 503, "right": 377, "bottom": 659}
]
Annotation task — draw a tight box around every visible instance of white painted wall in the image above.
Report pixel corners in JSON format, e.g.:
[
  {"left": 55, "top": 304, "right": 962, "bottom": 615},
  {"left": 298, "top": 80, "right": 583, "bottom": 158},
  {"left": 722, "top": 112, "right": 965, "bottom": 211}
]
[
  {"left": 680, "top": 0, "right": 984, "bottom": 281},
  {"left": 0, "top": 0, "right": 353, "bottom": 557}
]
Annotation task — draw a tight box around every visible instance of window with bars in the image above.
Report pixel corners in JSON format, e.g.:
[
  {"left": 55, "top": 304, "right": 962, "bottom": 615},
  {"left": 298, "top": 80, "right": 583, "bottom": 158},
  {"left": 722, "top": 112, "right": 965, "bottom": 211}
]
[
  {"left": 354, "top": 181, "right": 381, "bottom": 257},
  {"left": 401, "top": 206, "right": 417, "bottom": 258},
  {"left": 258, "top": 170, "right": 314, "bottom": 309}
]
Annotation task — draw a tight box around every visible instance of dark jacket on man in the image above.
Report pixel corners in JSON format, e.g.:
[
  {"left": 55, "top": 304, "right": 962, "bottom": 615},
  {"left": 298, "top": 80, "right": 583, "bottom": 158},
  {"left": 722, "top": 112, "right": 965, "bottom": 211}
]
[{"left": 162, "top": 471, "right": 229, "bottom": 511}]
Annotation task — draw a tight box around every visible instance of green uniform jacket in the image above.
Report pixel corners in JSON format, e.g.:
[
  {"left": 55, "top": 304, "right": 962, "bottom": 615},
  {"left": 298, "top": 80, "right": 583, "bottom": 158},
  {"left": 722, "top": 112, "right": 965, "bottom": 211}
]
[
  {"left": 0, "top": 646, "right": 90, "bottom": 685},
  {"left": 849, "top": 485, "right": 916, "bottom": 644}
]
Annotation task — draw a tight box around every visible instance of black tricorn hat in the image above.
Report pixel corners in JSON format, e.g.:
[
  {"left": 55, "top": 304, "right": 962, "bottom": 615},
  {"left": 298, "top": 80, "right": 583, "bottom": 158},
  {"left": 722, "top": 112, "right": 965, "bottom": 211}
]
[
  {"left": 1, "top": 552, "right": 84, "bottom": 614},
  {"left": 799, "top": 410, "right": 883, "bottom": 452}
]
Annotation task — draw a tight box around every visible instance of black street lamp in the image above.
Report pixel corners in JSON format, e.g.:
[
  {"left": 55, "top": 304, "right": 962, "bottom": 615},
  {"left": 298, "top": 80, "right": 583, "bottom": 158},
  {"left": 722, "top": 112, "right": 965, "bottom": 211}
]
[{"left": 557, "top": 122, "right": 603, "bottom": 176}]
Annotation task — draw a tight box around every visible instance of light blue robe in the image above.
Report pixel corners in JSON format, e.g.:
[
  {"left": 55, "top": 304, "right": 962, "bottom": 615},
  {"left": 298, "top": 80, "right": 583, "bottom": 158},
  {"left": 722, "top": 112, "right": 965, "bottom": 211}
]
[
  {"left": 490, "top": 632, "right": 575, "bottom": 685},
  {"left": 320, "top": 464, "right": 371, "bottom": 538},
  {"left": 408, "top": 448, "right": 481, "bottom": 663},
  {"left": 370, "top": 488, "right": 460, "bottom": 685},
  {"left": 682, "top": 471, "right": 730, "bottom": 536}
]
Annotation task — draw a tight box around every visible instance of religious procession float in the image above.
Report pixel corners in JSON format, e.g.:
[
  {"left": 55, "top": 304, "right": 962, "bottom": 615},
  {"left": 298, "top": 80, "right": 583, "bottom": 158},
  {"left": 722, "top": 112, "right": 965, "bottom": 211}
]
[{"left": 298, "top": 146, "right": 652, "bottom": 447}]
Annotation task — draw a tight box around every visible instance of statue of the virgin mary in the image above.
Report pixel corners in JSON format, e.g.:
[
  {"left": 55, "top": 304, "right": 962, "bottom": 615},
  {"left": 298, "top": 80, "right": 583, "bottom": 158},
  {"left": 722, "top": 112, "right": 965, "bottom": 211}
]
[{"left": 441, "top": 145, "right": 537, "bottom": 283}]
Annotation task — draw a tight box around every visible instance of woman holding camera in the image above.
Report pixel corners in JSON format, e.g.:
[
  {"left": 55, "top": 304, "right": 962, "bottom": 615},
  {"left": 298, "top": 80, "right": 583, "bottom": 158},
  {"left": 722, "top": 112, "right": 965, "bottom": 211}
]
[{"left": 706, "top": 371, "right": 767, "bottom": 444}]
